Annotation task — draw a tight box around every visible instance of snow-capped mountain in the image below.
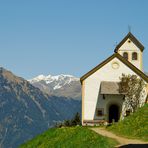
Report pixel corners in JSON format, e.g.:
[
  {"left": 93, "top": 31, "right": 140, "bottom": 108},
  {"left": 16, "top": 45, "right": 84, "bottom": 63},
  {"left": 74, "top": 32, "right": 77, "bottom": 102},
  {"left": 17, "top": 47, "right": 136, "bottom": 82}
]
[{"left": 29, "top": 74, "right": 81, "bottom": 100}]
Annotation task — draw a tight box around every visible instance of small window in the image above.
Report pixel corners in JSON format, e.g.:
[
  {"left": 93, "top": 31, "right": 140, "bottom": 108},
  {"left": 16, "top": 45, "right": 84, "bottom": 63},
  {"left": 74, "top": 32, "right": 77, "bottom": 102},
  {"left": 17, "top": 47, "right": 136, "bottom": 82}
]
[
  {"left": 123, "top": 52, "right": 128, "bottom": 60},
  {"left": 132, "top": 52, "right": 138, "bottom": 60},
  {"left": 96, "top": 108, "right": 104, "bottom": 116}
]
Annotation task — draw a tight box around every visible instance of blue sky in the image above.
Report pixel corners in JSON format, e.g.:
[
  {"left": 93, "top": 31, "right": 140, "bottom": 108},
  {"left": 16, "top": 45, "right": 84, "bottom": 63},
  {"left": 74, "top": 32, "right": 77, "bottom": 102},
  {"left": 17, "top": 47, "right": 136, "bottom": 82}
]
[{"left": 0, "top": 0, "right": 148, "bottom": 79}]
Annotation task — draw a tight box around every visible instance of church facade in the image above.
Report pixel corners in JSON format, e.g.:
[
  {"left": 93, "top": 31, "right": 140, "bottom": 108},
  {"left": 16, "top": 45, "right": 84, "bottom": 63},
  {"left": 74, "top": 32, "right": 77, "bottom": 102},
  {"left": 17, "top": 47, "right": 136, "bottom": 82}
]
[{"left": 80, "top": 32, "right": 148, "bottom": 125}]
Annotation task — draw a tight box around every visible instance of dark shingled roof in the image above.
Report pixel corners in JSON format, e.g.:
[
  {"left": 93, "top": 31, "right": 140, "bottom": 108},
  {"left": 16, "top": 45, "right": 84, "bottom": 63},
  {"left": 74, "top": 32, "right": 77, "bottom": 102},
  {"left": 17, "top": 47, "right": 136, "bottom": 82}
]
[
  {"left": 114, "top": 32, "right": 144, "bottom": 52},
  {"left": 80, "top": 53, "right": 148, "bottom": 83},
  {"left": 100, "top": 81, "right": 124, "bottom": 95}
]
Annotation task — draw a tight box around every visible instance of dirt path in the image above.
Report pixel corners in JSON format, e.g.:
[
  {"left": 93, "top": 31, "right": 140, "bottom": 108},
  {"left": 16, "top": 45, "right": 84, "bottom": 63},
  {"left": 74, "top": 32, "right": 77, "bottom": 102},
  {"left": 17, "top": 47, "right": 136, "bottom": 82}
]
[{"left": 91, "top": 128, "right": 148, "bottom": 147}]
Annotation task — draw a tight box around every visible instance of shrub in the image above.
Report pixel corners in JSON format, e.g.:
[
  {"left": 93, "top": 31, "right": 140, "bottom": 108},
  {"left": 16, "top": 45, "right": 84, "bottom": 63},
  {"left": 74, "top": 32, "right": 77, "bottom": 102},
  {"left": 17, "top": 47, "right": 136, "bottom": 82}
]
[{"left": 55, "top": 112, "right": 81, "bottom": 128}]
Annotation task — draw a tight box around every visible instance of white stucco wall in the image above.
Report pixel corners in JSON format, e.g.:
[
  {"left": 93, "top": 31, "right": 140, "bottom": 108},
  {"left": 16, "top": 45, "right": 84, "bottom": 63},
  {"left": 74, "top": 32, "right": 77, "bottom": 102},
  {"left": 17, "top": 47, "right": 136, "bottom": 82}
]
[
  {"left": 83, "top": 57, "right": 147, "bottom": 123},
  {"left": 94, "top": 94, "right": 124, "bottom": 121},
  {"left": 118, "top": 38, "right": 143, "bottom": 71}
]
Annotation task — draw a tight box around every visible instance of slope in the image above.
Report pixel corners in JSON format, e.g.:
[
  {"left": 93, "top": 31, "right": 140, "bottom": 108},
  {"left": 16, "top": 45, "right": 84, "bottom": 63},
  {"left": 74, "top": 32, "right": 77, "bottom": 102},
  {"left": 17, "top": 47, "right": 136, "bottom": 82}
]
[
  {"left": 107, "top": 104, "right": 148, "bottom": 141},
  {"left": 20, "top": 127, "right": 118, "bottom": 148}
]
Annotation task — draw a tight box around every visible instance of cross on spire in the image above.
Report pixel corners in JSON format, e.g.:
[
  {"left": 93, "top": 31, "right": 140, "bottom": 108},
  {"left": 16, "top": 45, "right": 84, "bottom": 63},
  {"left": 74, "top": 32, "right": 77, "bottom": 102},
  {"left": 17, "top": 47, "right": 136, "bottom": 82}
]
[{"left": 128, "top": 25, "right": 131, "bottom": 32}]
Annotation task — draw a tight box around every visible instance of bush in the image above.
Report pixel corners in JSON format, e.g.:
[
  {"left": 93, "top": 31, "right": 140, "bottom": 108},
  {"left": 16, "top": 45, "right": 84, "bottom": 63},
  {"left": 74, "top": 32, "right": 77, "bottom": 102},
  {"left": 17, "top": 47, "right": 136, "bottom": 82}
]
[
  {"left": 55, "top": 112, "right": 81, "bottom": 128},
  {"left": 71, "top": 112, "right": 81, "bottom": 126}
]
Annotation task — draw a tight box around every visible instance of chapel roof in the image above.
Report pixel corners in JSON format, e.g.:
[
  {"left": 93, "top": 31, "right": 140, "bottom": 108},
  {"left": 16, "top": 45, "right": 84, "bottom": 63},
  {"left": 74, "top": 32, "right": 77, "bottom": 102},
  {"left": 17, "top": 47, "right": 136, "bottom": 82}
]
[
  {"left": 114, "top": 32, "right": 144, "bottom": 52},
  {"left": 100, "top": 81, "right": 124, "bottom": 95},
  {"left": 80, "top": 53, "right": 148, "bottom": 83}
]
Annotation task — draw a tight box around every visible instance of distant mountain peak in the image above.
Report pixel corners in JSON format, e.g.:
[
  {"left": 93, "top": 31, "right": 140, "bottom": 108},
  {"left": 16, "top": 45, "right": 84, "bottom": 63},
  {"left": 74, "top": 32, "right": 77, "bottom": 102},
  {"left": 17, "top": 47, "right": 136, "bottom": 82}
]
[
  {"left": 29, "top": 74, "right": 81, "bottom": 100},
  {"left": 29, "top": 74, "right": 79, "bottom": 82},
  {"left": 29, "top": 74, "right": 79, "bottom": 86},
  {"left": 30, "top": 74, "right": 47, "bottom": 82}
]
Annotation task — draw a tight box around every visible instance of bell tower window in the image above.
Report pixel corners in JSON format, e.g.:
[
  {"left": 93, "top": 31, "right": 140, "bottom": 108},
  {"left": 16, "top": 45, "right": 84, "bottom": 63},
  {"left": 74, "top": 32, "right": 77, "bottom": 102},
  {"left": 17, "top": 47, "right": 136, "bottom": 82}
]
[
  {"left": 132, "top": 52, "right": 138, "bottom": 60},
  {"left": 123, "top": 52, "right": 128, "bottom": 60}
]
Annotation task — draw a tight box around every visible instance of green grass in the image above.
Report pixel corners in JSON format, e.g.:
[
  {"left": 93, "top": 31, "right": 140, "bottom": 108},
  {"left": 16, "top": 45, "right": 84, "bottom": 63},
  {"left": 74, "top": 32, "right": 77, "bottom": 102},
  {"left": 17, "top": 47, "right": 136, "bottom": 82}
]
[
  {"left": 20, "top": 127, "right": 118, "bottom": 148},
  {"left": 107, "top": 104, "right": 148, "bottom": 141}
]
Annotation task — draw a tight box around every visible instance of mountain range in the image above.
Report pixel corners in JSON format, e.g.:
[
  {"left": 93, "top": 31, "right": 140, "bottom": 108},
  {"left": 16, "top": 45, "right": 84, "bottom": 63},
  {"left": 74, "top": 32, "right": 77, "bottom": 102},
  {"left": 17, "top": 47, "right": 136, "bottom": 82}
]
[
  {"left": 29, "top": 74, "right": 81, "bottom": 100},
  {"left": 0, "top": 67, "right": 81, "bottom": 148}
]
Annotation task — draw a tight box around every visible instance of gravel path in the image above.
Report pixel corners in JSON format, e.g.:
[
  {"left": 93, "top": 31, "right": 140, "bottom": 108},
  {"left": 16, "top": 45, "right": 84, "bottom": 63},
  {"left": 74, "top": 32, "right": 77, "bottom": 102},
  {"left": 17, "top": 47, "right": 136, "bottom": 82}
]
[{"left": 91, "top": 128, "right": 148, "bottom": 147}]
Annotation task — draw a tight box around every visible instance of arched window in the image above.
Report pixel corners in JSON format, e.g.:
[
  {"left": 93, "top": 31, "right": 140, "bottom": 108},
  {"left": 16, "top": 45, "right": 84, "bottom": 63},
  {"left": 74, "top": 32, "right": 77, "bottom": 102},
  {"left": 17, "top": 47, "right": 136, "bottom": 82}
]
[
  {"left": 123, "top": 52, "right": 128, "bottom": 60},
  {"left": 132, "top": 52, "right": 138, "bottom": 60}
]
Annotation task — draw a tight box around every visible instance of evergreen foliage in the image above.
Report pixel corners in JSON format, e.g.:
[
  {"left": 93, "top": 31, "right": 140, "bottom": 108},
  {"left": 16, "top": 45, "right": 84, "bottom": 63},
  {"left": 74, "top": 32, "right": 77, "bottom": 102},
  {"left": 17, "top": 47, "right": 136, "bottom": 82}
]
[{"left": 55, "top": 112, "right": 81, "bottom": 127}]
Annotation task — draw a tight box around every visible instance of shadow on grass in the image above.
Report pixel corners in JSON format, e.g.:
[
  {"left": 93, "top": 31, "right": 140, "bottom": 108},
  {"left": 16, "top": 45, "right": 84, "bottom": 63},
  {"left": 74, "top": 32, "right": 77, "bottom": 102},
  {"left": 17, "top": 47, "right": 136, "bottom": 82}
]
[{"left": 119, "top": 144, "right": 148, "bottom": 148}]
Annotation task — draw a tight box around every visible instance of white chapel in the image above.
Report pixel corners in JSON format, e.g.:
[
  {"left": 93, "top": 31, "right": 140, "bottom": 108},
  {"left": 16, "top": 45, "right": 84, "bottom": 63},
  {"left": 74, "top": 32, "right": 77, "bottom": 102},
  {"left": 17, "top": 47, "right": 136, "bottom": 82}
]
[{"left": 80, "top": 32, "right": 148, "bottom": 125}]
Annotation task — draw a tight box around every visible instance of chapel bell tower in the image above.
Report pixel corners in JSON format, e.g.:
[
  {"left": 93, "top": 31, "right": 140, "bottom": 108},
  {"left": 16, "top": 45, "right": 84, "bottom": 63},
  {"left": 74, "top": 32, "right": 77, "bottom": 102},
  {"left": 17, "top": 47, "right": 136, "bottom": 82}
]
[{"left": 114, "top": 32, "right": 144, "bottom": 71}]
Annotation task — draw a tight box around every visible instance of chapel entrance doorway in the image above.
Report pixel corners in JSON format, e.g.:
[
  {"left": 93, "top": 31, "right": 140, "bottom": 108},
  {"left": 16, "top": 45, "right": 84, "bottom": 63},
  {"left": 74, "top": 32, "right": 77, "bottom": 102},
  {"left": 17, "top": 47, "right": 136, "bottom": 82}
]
[{"left": 109, "top": 104, "right": 119, "bottom": 123}]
